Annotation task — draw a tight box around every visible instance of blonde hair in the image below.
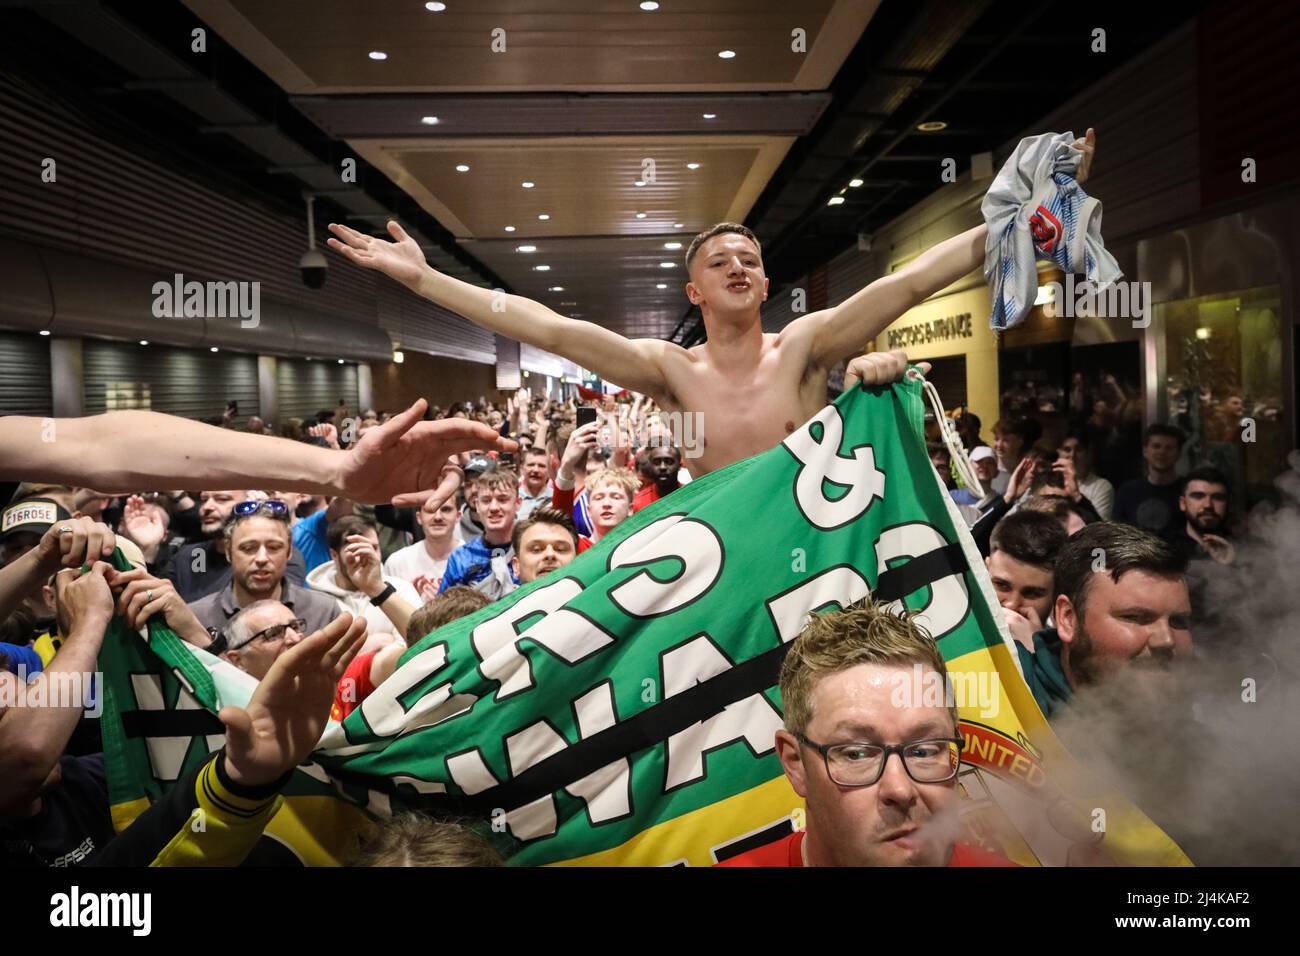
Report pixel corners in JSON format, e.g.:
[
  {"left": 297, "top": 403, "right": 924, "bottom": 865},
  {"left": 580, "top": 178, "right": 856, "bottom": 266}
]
[
  {"left": 779, "top": 597, "right": 955, "bottom": 735},
  {"left": 585, "top": 467, "right": 639, "bottom": 501}
]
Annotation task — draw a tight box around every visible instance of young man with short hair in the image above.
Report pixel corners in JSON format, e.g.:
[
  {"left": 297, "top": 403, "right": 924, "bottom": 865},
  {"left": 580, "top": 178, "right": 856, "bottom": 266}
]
[
  {"left": 326, "top": 133, "right": 1095, "bottom": 478},
  {"left": 719, "top": 598, "right": 1013, "bottom": 867},
  {"left": 510, "top": 507, "right": 579, "bottom": 585},
  {"left": 382, "top": 495, "right": 462, "bottom": 601},
  {"left": 516, "top": 448, "right": 554, "bottom": 520},
  {"left": 1017, "top": 522, "right": 1191, "bottom": 719},
  {"left": 438, "top": 470, "right": 522, "bottom": 596},
  {"left": 306, "top": 515, "right": 420, "bottom": 644},
  {"left": 1175, "top": 465, "right": 1233, "bottom": 564},
  {"left": 1115, "top": 424, "right": 1185, "bottom": 542},
  {"left": 986, "top": 511, "right": 1068, "bottom": 651}
]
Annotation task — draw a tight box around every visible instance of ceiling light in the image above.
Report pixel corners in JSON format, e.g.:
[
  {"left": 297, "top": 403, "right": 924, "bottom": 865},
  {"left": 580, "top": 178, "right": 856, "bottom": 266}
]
[
  {"left": 39, "top": 329, "right": 50, "bottom": 336},
  {"left": 686, "top": 162, "right": 700, "bottom": 170},
  {"left": 635, "top": 212, "right": 647, "bottom": 219},
  {"left": 640, "top": 1, "right": 659, "bottom": 9},
  {"left": 702, "top": 113, "right": 717, "bottom": 120},
  {"left": 916, "top": 120, "right": 948, "bottom": 132},
  {"left": 718, "top": 50, "right": 736, "bottom": 59},
  {"left": 534, "top": 264, "right": 551, "bottom": 271},
  {"left": 674, "top": 222, "right": 683, "bottom": 228},
  {"left": 337, "top": 359, "right": 345, "bottom": 365},
  {"left": 827, "top": 196, "right": 845, "bottom": 206},
  {"left": 368, "top": 51, "right": 388, "bottom": 61},
  {"left": 656, "top": 283, "right": 668, "bottom": 289},
  {"left": 849, "top": 178, "right": 863, "bottom": 187},
  {"left": 393, "top": 350, "right": 405, "bottom": 364},
  {"left": 548, "top": 286, "right": 564, "bottom": 292},
  {"left": 425, "top": 1, "right": 447, "bottom": 10},
  {"left": 521, "top": 181, "right": 535, "bottom": 188},
  {"left": 421, "top": 116, "right": 440, "bottom": 125},
  {"left": 139, "top": 340, "right": 149, "bottom": 346},
  {"left": 537, "top": 213, "right": 550, "bottom": 220},
  {"left": 659, "top": 261, "right": 675, "bottom": 268},
  {"left": 664, "top": 241, "right": 682, "bottom": 250},
  {"left": 504, "top": 225, "right": 516, "bottom": 232},
  {"left": 516, "top": 244, "right": 537, "bottom": 252},
  {"left": 455, "top": 164, "right": 470, "bottom": 172},
  {"left": 634, "top": 180, "right": 646, "bottom": 187},
  {"left": 210, "top": 346, "right": 220, "bottom": 352}
]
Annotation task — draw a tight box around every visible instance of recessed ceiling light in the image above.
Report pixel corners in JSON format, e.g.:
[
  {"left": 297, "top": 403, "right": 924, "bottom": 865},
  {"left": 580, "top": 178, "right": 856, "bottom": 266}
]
[
  {"left": 548, "top": 286, "right": 564, "bottom": 292},
  {"left": 537, "top": 213, "right": 550, "bottom": 220},
  {"left": 640, "top": 1, "right": 659, "bottom": 10},
  {"left": 516, "top": 244, "right": 537, "bottom": 253},
  {"left": 634, "top": 180, "right": 646, "bottom": 187},
  {"left": 521, "top": 181, "right": 535, "bottom": 188},
  {"left": 827, "top": 196, "right": 845, "bottom": 206},
  {"left": 718, "top": 50, "right": 736, "bottom": 59},
  {"left": 674, "top": 222, "right": 683, "bottom": 228},
  {"left": 664, "top": 241, "right": 682, "bottom": 250},
  {"left": 139, "top": 340, "right": 149, "bottom": 346},
  {"left": 534, "top": 264, "right": 551, "bottom": 271},
  {"left": 686, "top": 162, "right": 700, "bottom": 170},
  {"left": 455, "top": 164, "right": 470, "bottom": 172},
  {"left": 656, "top": 283, "right": 668, "bottom": 289},
  {"left": 337, "top": 359, "right": 345, "bottom": 365},
  {"left": 635, "top": 212, "right": 647, "bottom": 219},
  {"left": 659, "top": 261, "right": 675, "bottom": 268},
  {"left": 39, "top": 329, "right": 50, "bottom": 336},
  {"left": 210, "top": 346, "right": 220, "bottom": 352},
  {"left": 916, "top": 120, "right": 948, "bottom": 132},
  {"left": 368, "top": 51, "right": 388, "bottom": 61},
  {"left": 702, "top": 113, "right": 717, "bottom": 120},
  {"left": 849, "top": 178, "right": 864, "bottom": 187},
  {"left": 504, "top": 225, "right": 516, "bottom": 232},
  {"left": 425, "top": 1, "right": 447, "bottom": 10},
  {"left": 421, "top": 116, "right": 440, "bottom": 125}
]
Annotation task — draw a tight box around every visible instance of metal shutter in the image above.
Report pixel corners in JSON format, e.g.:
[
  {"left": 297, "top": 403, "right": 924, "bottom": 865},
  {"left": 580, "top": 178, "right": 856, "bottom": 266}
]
[
  {"left": 924, "top": 355, "right": 968, "bottom": 412},
  {"left": 0, "top": 331, "right": 53, "bottom": 416},
  {"left": 82, "top": 340, "right": 259, "bottom": 420},
  {"left": 276, "top": 358, "right": 360, "bottom": 423}
]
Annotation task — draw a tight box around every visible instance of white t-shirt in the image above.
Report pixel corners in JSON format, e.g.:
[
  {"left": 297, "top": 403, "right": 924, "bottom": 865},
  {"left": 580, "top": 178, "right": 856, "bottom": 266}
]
[{"left": 383, "top": 542, "right": 452, "bottom": 601}]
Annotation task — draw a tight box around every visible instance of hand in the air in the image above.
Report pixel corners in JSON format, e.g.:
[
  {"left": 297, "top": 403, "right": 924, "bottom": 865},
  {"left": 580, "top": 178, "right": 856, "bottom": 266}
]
[
  {"left": 1071, "top": 128, "right": 1096, "bottom": 184},
  {"left": 327, "top": 220, "right": 430, "bottom": 291},
  {"left": 120, "top": 495, "right": 167, "bottom": 551}
]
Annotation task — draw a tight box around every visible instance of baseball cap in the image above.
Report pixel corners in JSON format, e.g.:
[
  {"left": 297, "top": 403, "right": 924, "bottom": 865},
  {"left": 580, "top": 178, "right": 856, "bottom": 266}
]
[
  {"left": 970, "top": 446, "right": 996, "bottom": 463},
  {"left": 1, "top": 498, "right": 72, "bottom": 541},
  {"left": 464, "top": 455, "right": 496, "bottom": 478}
]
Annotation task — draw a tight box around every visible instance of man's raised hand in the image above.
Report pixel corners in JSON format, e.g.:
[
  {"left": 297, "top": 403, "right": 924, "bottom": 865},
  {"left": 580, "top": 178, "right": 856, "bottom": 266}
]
[
  {"left": 326, "top": 220, "right": 429, "bottom": 291},
  {"left": 219, "top": 612, "right": 368, "bottom": 788},
  {"left": 1072, "top": 127, "right": 1096, "bottom": 185},
  {"left": 844, "top": 349, "right": 931, "bottom": 390}
]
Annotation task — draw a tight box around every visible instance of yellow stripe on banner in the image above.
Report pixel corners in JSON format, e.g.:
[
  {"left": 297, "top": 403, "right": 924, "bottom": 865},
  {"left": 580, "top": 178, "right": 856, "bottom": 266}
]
[{"left": 552, "top": 774, "right": 803, "bottom": 867}]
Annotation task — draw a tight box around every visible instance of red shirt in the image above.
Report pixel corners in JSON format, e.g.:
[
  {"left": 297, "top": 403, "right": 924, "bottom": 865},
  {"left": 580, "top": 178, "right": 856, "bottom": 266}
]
[
  {"left": 331, "top": 650, "right": 378, "bottom": 721},
  {"left": 633, "top": 483, "right": 663, "bottom": 512},
  {"left": 715, "top": 830, "right": 1018, "bottom": 867}
]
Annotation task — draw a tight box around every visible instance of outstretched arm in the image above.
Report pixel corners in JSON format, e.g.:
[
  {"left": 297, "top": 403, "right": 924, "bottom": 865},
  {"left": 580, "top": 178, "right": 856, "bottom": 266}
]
[
  {"left": 0, "top": 399, "right": 507, "bottom": 506},
  {"left": 803, "top": 129, "right": 1096, "bottom": 369},
  {"left": 327, "top": 221, "right": 672, "bottom": 398}
]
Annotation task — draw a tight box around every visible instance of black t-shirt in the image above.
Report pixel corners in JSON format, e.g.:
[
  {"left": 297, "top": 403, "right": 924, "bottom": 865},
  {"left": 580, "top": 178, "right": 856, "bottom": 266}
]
[
  {"left": 1115, "top": 478, "right": 1183, "bottom": 541},
  {"left": 0, "top": 754, "right": 114, "bottom": 867}
]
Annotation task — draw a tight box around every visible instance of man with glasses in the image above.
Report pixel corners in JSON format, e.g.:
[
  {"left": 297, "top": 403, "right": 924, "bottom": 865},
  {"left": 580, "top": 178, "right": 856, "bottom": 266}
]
[
  {"left": 220, "top": 600, "right": 361, "bottom": 682},
  {"left": 188, "top": 500, "right": 336, "bottom": 644},
  {"left": 719, "top": 598, "right": 1013, "bottom": 867}
]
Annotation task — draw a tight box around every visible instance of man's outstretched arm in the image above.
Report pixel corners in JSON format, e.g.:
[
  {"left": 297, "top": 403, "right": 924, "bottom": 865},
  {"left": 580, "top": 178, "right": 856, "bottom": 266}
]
[
  {"left": 328, "top": 221, "right": 672, "bottom": 398},
  {"left": 0, "top": 399, "right": 508, "bottom": 506},
  {"left": 802, "top": 128, "right": 1096, "bottom": 369}
]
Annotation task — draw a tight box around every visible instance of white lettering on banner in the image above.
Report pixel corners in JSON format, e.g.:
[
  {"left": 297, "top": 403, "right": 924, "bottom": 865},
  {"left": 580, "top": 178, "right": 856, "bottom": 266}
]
[
  {"left": 765, "top": 566, "right": 872, "bottom": 643},
  {"left": 358, "top": 642, "right": 474, "bottom": 739},
  {"left": 874, "top": 523, "right": 970, "bottom": 639},
  {"left": 473, "top": 576, "right": 614, "bottom": 700},
  {"left": 607, "top": 515, "right": 724, "bottom": 617},
  {"left": 661, "top": 635, "right": 783, "bottom": 791},
  {"left": 783, "top": 405, "right": 886, "bottom": 529}
]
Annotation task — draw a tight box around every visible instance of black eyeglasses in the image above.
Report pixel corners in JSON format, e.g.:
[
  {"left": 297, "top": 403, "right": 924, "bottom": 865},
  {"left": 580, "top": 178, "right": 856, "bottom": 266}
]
[
  {"left": 796, "top": 732, "right": 964, "bottom": 788},
  {"left": 230, "top": 617, "right": 306, "bottom": 651},
  {"left": 233, "top": 499, "right": 289, "bottom": 517}
]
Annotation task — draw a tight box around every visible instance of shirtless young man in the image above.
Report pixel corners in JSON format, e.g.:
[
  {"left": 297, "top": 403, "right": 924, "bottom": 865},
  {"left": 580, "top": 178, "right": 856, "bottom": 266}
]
[{"left": 328, "top": 131, "right": 1095, "bottom": 477}]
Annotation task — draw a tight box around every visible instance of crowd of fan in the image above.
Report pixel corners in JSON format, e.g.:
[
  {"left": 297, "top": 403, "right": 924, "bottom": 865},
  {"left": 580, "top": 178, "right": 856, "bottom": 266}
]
[{"left": 0, "top": 388, "right": 1269, "bottom": 868}]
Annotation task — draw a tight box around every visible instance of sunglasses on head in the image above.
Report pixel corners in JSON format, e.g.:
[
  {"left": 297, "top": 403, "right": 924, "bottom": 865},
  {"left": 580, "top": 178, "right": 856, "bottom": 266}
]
[{"left": 233, "top": 499, "right": 289, "bottom": 517}]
